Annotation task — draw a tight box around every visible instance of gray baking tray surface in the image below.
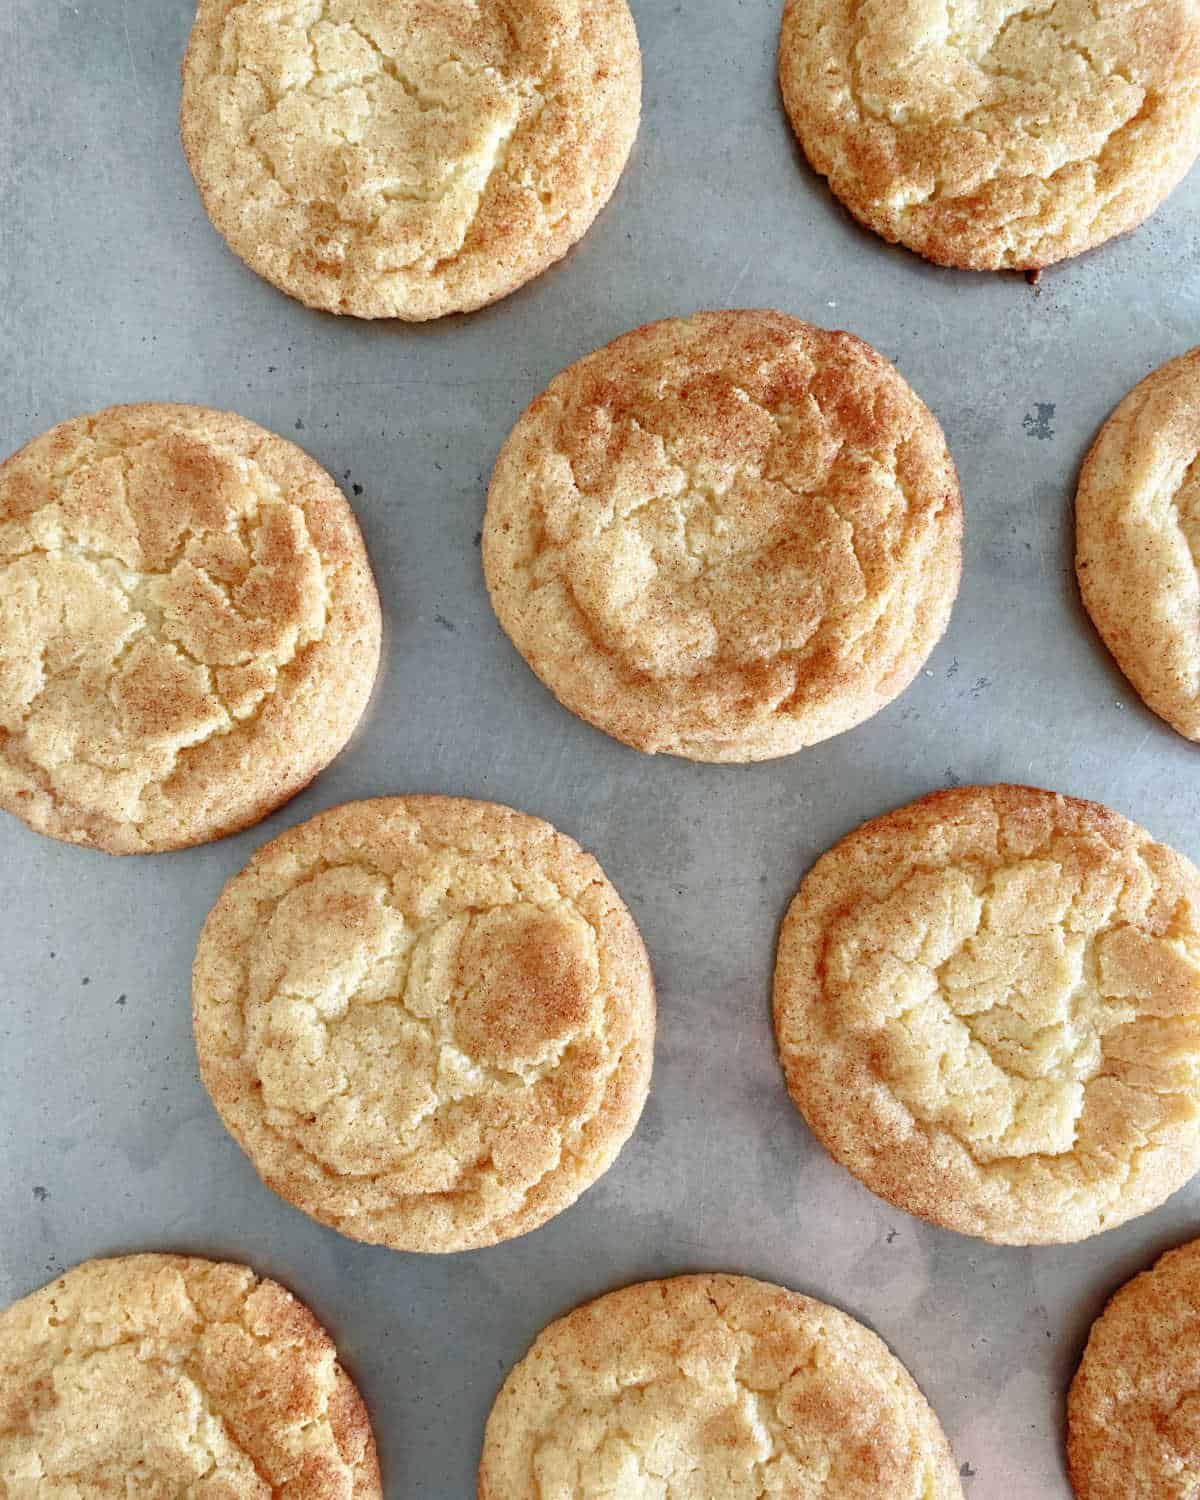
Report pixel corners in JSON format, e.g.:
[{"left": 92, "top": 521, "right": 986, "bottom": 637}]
[{"left": 3, "top": 2, "right": 1200, "bottom": 1496}]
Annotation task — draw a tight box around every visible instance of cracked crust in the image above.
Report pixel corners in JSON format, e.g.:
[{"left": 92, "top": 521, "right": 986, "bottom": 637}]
[
  {"left": 0, "top": 1254, "right": 381, "bottom": 1499},
  {"left": 180, "top": 0, "right": 641, "bottom": 319},
  {"left": 1068, "top": 1237, "right": 1200, "bottom": 1499},
  {"left": 483, "top": 310, "right": 962, "bottom": 762},
  {"left": 477, "top": 1274, "right": 963, "bottom": 1499},
  {"left": 779, "top": 0, "right": 1200, "bottom": 271},
  {"left": 1077, "top": 347, "right": 1200, "bottom": 742},
  {"left": 773, "top": 784, "right": 1200, "bottom": 1244},
  {"left": 0, "top": 404, "right": 381, "bottom": 854},
  {"left": 192, "top": 795, "right": 656, "bottom": 1253}
]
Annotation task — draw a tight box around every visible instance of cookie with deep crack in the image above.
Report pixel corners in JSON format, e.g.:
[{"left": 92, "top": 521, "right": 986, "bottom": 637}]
[
  {"left": 478, "top": 1273, "right": 964, "bottom": 1499},
  {"left": 774, "top": 784, "right": 1200, "bottom": 1244},
  {"left": 483, "top": 310, "right": 962, "bottom": 762},
  {"left": 1068, "top": 1237, "right": 1200, "bottom": 1499},
  {"left": 180, "top": 0, "right": 641, "bottom": 319},
  {"left": 779, "top": 0, "right": 1200, "bottom": 270},
  {"left": 192, "top": 795, "right": 655, "bottom": 1252},
  {"left": 0, "top": 1254, "right": 381, "bottom": 1499},
  {"left": 0, "top": 404, "right": 381, "bottom": 853},
  {"left": 1077, "top": 347, "right": 1200, "bottom": 741}
]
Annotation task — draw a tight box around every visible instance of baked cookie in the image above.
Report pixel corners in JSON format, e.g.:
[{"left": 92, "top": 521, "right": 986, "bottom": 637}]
[
  {"left": 1077, "top": 348, "right": 1200, "bottom": 741},
  {"left": 483, "top": 310, "right": 962, "bottom": 762},
  {"left": 774, "top": 784, "right": 1200, "bottom": 1244},
  {"left": 0, "top": 1254, "right": 381, "bottom": 1498},
  {"left": 1068, "top": 1238, "right": 1200, "bottom": 1499},
  {"left": 180, "top": 0, "right": 641, "bottom": 319},
  {"left": 0, "top": 404, "right": 381, "bottom": 853},
  {"left": 779, "top": 0, "right": 1200, "bottom": 270},
  {"left": 193, "top": 795, "right": 655, "bottom": 1252},
  {"left": 478, "top": 1273, "right": 963, "bottom": 1499}
]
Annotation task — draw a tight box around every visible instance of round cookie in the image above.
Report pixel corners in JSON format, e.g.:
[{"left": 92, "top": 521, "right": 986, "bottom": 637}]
[
  {"left": 0, "top": 404, "right": 381, "bottom": 853},
  {"left": 483, "top": 310, "right": 962, "bottom": 762},
  {"left": 1077, "top": 348, "right": 1200, "bottom": 741},
  {"left": 192, "top": 795, "right": 655, "bottom": 1253},
  {"left": 1068, "top": 1238, "right": 1200, "bottom": 1499},
  {"left": 478, "top": 1273, "right": 963, "bottom": 1499},
  {"left": 0, "top": 1254, "right": 381, "bottom": 1498},
  {"left": 180, "top": 0, "right": 641, "bottom": 320},
  {"left": 779, "top": 0, "right": 1200, "bottom": 271},
  {"left": 774, "top": 784, "right": 1200, "bottom": 1245}
]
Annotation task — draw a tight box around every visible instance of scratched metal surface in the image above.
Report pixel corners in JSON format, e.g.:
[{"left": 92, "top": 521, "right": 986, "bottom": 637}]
[{"left": 3, "top": 2, "right": 1200, "bottom": 1495}]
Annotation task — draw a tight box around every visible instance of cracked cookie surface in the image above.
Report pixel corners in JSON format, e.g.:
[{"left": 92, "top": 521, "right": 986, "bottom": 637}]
[
  {"left": 483, "top": 310, "right": 962, "bottom": 762},
  {"left": 180, "top": 0, "right": 641, "bottom": 319},
  {"left": 478, "top": 1274, "right": 963, "bottom": 1499},
  {"left": 0, "top": 404, "right": 381, "bottom": 853},
  {"left": 1077, "top": 347, "right": 1200, "bottom": 742},
  {"left": 1069, "top": 1237, "right": 1200, "bottom": 1499},
  {"left": 192, "top": 795, "right": 655, "bottom": 1252},
  {"left": 0, "top": 1254, "right": 381, "bottom": 1500},
  {"left": 779, "top": 0, "right": 1200, "bottom": 270},
  {"left": 774, "top": 784, "right": 1200, "bottom": 1244}
]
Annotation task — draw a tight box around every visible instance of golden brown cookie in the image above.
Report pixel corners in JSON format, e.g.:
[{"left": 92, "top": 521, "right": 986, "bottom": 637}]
[
  {"left": 193, "top": 795, "right": 655, "bottom": 1252},
  {"left": 0, "top": 404, "right": 381, "bottom": 853},
  {"left": 1068, "top": 1237, "right": 1200, "bottom": 1499},
  {"left": 180, "top": 0, "right": 641, "bottom": 319},
  {"left": 483, "top": 310, "right": 962, "bottom": 762},
  {"left": 0, "top": 1254, "right": 381, "bottom": 1499},
  {"left": 779, "top": 0, "right": 1200, "bottom": 270},
  {"left": 478, "top": 1273, "right": 963, "bottom": 1499},
  {"left": 774, "top": 784, "right": 1200, "bottom": 1244},
  {"left": 1077, "top": 347, "right": 1200, "bottom": 741}
]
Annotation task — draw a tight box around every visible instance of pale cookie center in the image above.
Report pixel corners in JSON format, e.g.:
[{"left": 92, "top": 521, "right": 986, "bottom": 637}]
[
  {"left": 845, "top": 0, "right": 1149, "bottom": 220},
  {"left": 853, "top": 0, "right": 1140, "bottom": 125},
  {"left": 220, "top": 0, "right": 546, "bottom": 273},
  {"left": 0, "top": 434, "right": 328, "bottom": 823},
  {"left": 827, "top": 856, "right": 1200, "bottom": 1162},
  {"left": 1171, "top": 449, "right": 1200, "bottom": 568},
  {"left": 245, "top": 865, "right": 600, "bottom": 1176},
  {"left": 0, "top": 1345, "right": 264, "bottom": 1496},
  {"left": 530, "top": 1345, "right": 931, "bottom": 1497},
  {"left": 543, "top": 391, "right": 914, "bottom": 681},
  {"left": 1164, "top": 447, "right": 1200, "bottom": 694}
]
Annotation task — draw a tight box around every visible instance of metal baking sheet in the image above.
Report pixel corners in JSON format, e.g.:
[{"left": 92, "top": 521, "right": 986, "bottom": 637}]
[{"left": 4, "top": 3, "right": 1200, "bottom": 1495}]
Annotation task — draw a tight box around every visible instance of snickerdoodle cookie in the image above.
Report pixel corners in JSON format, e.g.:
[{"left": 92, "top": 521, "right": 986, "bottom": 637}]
[
  {"left": 483, "top": 310, "right": 962, "bottom": 762},
  {"left": 779, "top": 0, "right": 1200, "bottom": 270},
  {"left": 1068, "top": 1237, "right": 1200, "bottom": 1499},
  {"left": 0, "top": 404, "right": 380, "bottom": 854},
  {"left": 478, "top": 1274, "right": 963, "bottom": 1499},
  {"left": 1077, "top": 347, "right": 1200, "bottom": 741},
  {"left": 0, "top": 1254, "right": 381, "bottom": 1499},
  {"left": 774, "top": 784, "right": 1200, "bottom": 1244},
  {"left": 180, "top": 0, "right": 641, "bottom": 319},
  {"left": 192, "top": 795, "right": 655, "bottom": 1252}
]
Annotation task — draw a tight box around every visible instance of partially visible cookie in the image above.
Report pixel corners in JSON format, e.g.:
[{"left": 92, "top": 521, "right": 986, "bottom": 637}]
[
  {"left": 779, "top": 0, "right": 1200, "bottom": 270},
  {"left": 483, "top": 310, "right": 962, "bottom": 762},
  {"left": 193, "top": 795, "right": 655, "bottom": 1253},
  {"left": 478, "top": 1273, "right": 963, "bottom": 1498},
  {"left": 0, "top": 404, "right": 381, "bottom": 853},
  {"left": 1069, "top": 1238, "right": 1200, "bottom": 1499},
  {"left": 0, "top": 1254, "right": 381, "bottom": 1499},
  {"left": 774, "top": 784, "right": 1200, "bottom": 1244},
  {"left": 1077, "top": 348, "right": 1200, "bottom": 741},
  {"left": 180, "top": 0, "right": 641, "bottom": 319}
]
